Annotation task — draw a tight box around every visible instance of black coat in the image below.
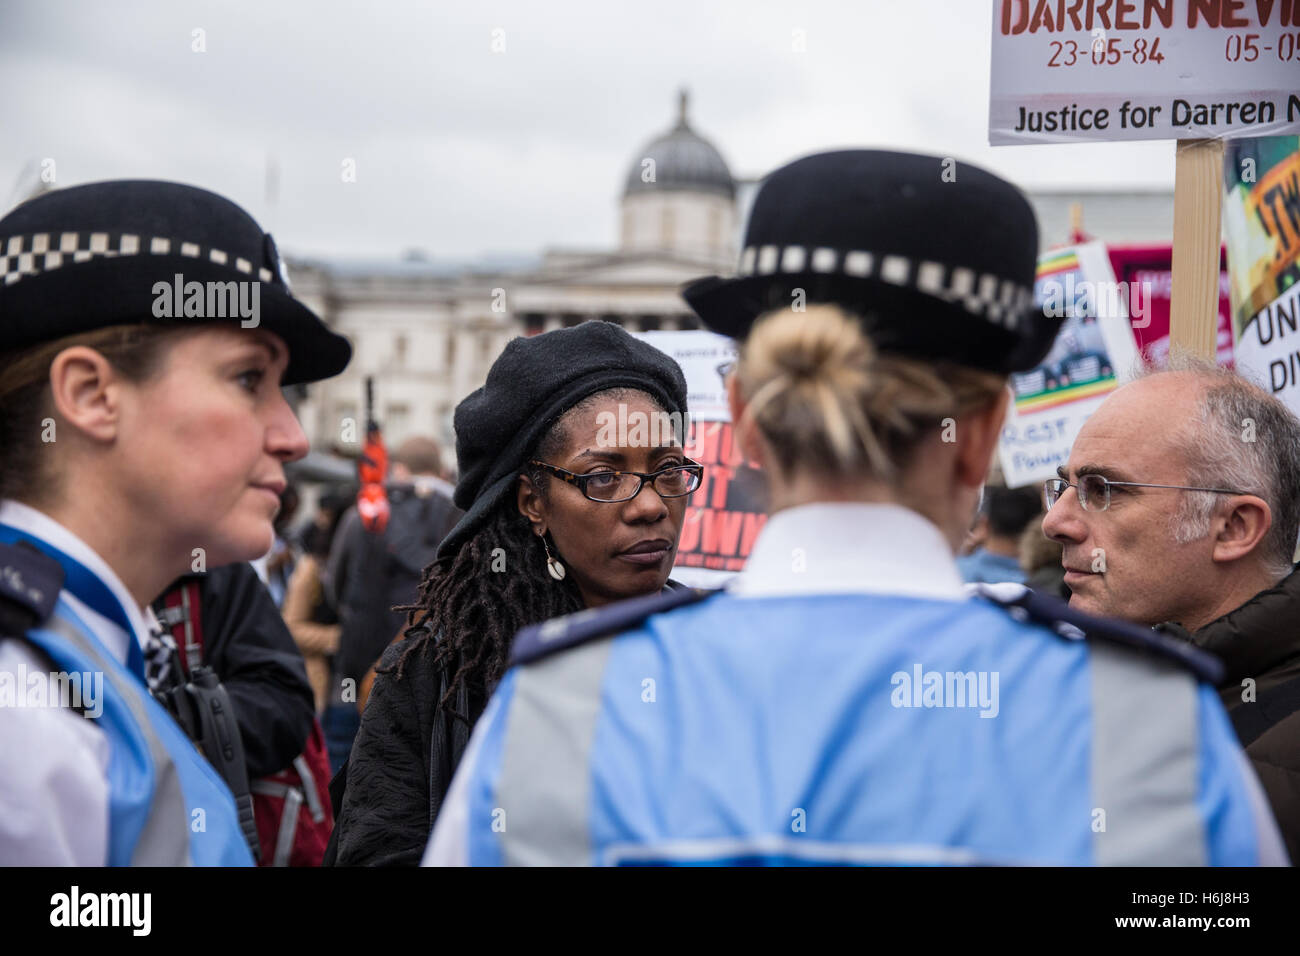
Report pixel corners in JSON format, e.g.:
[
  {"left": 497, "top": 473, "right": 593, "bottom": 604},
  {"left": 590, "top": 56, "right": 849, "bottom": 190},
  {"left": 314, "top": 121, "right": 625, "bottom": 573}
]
[
  {"left": 326, "top": 636, "right": 484, "bottom": 866},
  {"left": 1160, "top": 566, "right": 1300, "bottom": 861},
  {"left": 327, "top": 486, "right": 462, "bottom": 686}
]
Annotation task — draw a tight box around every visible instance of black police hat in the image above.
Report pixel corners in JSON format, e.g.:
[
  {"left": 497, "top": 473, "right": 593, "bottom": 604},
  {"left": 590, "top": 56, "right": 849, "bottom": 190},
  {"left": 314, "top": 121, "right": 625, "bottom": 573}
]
[
  {"left": 682, "top": 149, "right": 1059, "bottom": 373},
  {"left": 0, "top": 180, "right": 351, "bottom": 385}
]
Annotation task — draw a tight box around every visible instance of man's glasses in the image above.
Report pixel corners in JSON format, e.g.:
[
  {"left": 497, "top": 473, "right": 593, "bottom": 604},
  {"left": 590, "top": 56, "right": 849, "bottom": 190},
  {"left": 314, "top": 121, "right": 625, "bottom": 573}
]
[
  {"left": 530, "top": 459, "right": 704, "bottom": 503},
  {"left": 1043, "top": 475, "right": 1253, "bottom": 513}
]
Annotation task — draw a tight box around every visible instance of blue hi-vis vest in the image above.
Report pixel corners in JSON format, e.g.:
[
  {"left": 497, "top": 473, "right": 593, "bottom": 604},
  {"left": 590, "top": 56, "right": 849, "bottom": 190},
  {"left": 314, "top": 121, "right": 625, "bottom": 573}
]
[
  {"left": 449, "top": 587, "right": 1272, "bottom": 866},
  {"left": 1, "top": 530, "right": 253, "bottom": 866}
]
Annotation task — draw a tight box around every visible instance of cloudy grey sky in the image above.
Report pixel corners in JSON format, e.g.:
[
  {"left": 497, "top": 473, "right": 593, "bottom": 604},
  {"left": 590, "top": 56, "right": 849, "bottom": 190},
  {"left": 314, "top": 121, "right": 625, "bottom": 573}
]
[{"left": 0, "top": 0, "right": 1179, "bottom": 262}]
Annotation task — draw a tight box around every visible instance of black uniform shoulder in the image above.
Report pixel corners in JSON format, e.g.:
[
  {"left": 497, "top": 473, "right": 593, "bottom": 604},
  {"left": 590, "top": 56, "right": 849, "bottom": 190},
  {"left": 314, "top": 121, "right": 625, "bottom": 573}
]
[
  {"left": 0, "top": 540, "right": 64, "bottom": 634},
  {"left": 510, "top": 584, "right": 719, "bottom": 667},
  {"left": 972, "top": 582, "right": 1223, "bottom": 685}
]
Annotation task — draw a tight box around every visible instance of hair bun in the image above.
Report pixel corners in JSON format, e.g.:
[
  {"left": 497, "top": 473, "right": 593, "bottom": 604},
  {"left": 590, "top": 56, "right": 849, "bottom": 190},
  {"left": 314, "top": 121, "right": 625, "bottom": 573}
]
[{"left": 736, "top": 304, "right": 1005, "bottom": 480}]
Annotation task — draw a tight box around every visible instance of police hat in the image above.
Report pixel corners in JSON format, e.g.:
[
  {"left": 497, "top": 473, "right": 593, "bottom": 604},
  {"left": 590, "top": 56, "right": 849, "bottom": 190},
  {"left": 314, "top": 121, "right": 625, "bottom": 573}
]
[
  {"left": 682, "top": 149, "right": 1059, "bottom": 373},
  {"left": 0, "top": 180, "right": 351, "bottom": 385}
]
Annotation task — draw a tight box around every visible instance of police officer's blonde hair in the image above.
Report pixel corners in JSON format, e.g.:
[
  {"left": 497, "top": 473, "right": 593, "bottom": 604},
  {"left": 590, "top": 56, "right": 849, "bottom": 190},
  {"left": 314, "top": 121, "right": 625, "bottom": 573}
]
[{"left": 735, "top": 304, "right": 1007, "bottom": 480}]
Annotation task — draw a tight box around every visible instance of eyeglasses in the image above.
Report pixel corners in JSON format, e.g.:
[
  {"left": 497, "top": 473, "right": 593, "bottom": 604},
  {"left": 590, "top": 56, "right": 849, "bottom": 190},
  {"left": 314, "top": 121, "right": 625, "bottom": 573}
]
[
  {"left": 1043, "top": 475, "right": 1253, "bottom": 513},
  {"left": 529, "top": 459, "right": 704, "bottom": 503}
]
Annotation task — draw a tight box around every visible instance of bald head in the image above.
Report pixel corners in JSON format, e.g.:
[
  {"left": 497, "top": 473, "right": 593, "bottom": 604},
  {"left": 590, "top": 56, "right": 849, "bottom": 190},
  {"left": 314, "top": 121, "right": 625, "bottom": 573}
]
[{"left": 1084, "top": 371, "right": 1208, "bottom": 473}]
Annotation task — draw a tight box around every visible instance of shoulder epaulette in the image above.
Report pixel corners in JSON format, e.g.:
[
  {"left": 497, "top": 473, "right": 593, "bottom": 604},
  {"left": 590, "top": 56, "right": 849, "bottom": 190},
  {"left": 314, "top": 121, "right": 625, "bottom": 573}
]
[
  {"left": 972, "top": 582, "right": 1223, "bottom": 685},
  {"left": 510, "top": 586, "right": 719, "bottom": 667},
  {"left": 0, "top": 540, "right": 64, "bottom": 636}
]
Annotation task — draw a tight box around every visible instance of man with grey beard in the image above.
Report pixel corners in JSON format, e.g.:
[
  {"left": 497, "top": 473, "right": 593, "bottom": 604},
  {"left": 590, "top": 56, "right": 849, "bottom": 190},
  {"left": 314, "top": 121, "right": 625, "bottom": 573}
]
[{"left": 1043, "top": 360, "right": 1300, "bottom": 858}]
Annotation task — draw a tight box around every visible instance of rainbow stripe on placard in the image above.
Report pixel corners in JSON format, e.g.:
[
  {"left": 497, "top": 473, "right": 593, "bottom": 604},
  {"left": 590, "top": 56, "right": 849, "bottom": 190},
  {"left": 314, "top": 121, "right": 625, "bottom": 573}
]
[
  {"left": 1036, "top": 249, "right": 1079, "bottom": 279},
  {"left": 1015, "top": 377, "right": 1116, "bottom": 413}
]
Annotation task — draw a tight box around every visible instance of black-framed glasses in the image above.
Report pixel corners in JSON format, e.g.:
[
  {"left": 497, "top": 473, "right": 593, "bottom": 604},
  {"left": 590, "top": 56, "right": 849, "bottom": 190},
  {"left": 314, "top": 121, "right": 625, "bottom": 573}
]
[
  {"left": 530, "top": 459, "right": 704, "bottom": 502},
  {"left": 1044, "top": 475, "right": 1254, "bottom": 513}
]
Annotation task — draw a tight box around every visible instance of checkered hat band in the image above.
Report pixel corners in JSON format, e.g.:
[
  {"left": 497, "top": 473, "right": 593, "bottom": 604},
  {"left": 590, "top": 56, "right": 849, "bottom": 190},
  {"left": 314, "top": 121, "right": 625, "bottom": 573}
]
[
  {"left": 0, "top": 232, "right": 276, "bottom": 288},
  {"left": 736, "top": 244, "right": 1036, "bottom": 331}
]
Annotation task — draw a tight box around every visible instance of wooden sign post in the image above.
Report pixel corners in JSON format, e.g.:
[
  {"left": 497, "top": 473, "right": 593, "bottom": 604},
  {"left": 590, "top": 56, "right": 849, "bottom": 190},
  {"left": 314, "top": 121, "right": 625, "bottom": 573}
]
[{"left": 1168, "top": 138, "right": 1225, "bottom": 360}]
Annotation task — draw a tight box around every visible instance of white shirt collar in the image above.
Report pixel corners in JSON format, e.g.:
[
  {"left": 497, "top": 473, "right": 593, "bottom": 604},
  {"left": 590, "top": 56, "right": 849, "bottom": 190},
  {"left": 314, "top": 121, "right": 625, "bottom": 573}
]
[
  {"left": 727, "top": 502, "right": 967, "bottom": 602},
  {"left": 0, "top": 499, "right": 154, "bottom": 663}
]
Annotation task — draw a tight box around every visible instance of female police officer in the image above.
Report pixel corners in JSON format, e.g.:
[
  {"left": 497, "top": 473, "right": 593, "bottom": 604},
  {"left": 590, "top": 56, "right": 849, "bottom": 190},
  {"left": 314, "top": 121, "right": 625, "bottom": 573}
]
[
  {"left": 0, "top": 180, "right": 350, "bottom": 864},
  {"left": 427, "top": 150, "right": 1285, "bottom": 866}
]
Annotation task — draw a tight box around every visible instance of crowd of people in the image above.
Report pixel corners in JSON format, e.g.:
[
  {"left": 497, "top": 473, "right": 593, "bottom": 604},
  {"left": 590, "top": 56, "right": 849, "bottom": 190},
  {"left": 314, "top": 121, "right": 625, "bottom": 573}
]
[{"left": 1, "top": 148, "right": 1296, "bottom": 866}]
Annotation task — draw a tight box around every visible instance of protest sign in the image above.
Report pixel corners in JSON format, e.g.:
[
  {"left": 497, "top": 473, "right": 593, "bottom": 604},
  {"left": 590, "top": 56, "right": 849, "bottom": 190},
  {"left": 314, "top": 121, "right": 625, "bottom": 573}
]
[
  {"left": 1224, "top": 135, "right": 1300, "bottom": 413},
  {"left": 998, "top": 241, "right": 1141, "bottom": 488},
  {"left": 990, "top": 0, "right": 1300, "bottom": 146},
  {"left": 636, "top": 330, "right": 765, "bottom": 587},
  {"left": 1106, "top": 242, "right": 1235, "bottom": 364}
]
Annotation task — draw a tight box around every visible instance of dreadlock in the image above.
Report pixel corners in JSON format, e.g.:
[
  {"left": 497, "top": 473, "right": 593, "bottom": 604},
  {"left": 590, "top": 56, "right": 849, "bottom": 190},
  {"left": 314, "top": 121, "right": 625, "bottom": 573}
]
[
  {"left": 386, "top": 386, "right": 658, "bottom": 725},
  {"left": 387, "top": 499, "right": 581, "bottom": 723}
]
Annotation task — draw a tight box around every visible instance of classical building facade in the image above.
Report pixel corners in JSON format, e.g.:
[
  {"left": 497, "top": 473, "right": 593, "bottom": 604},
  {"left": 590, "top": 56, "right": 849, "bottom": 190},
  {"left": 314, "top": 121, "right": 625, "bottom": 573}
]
[
  {"left": 293, "top": 91, "right": 741, "bottom": 456},
  {"left": 290, "top": 93, "right": 1177, "bottom": 461}
]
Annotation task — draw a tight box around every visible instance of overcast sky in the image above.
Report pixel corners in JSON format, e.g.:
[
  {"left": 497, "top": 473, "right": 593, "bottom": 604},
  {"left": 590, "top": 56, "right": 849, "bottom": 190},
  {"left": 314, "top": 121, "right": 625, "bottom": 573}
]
[{"left": 0, "top": 0, "right": 1180, "bottom": 262}]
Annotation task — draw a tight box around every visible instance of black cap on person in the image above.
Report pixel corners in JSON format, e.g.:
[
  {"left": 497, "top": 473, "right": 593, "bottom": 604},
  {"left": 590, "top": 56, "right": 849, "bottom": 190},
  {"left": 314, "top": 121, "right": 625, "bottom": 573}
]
[
  {"left": 437, "top": 321, "right": 688, "bottom": 560},
  {"left": 0, "top": 180, "right": 351, "bottom": 385},
  {"left": 682, "top": 149, "right": 1059, "bottom": 373}
]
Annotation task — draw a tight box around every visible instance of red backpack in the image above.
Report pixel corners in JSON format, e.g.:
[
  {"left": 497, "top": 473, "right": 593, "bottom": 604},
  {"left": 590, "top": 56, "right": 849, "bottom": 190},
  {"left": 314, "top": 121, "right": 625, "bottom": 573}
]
[{"left": 157, "top": 579, "right": 335, "bottom": 866}]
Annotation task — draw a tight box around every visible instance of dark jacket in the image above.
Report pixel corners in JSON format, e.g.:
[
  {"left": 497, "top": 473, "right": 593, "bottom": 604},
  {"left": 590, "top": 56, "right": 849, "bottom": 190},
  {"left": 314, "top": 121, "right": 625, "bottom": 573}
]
[
  {"left": 327, "top": 485, "right": 462, "bottom": 686},
  {"left": 1159, "top": 566, "right": 1300, "bottom": 861},
  {"left": 326, "top": 635, "right": 484, "bottom": 866},
  {"left": 155, "top": 563, "right": 316, "bottom": 778}
]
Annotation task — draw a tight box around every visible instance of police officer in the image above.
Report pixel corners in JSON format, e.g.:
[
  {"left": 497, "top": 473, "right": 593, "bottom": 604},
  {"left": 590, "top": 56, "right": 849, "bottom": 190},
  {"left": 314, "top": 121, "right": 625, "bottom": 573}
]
[
  {"left": 0, "top": 180, "right": 351, "bottom": 864},
  {"left": 426, "top": 150, "right": 1286, "bottom": 866}
]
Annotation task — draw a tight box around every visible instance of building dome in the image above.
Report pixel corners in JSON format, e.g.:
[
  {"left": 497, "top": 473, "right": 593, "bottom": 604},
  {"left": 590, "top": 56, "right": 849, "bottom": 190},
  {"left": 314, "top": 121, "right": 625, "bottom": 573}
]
[{"left": 623, "top": 91, "right": 735, "bottom": 200}]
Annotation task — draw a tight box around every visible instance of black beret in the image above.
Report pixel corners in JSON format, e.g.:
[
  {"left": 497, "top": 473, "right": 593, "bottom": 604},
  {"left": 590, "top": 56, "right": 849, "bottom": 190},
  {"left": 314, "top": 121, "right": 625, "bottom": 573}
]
[
  {"left": 0, "top": 180, "right": 351, "bottom": 385},
  {"left": 437, "top": 321, "right": 688, "bottom": 559},
  {"left": 682, "top": 149, "right": 1060, "bottom": 373}
]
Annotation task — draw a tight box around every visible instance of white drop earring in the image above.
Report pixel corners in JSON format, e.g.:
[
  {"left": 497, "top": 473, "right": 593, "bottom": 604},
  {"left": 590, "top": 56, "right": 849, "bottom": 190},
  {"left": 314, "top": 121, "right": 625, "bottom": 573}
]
[{"left": 541, "top": 534, "right": 566, "bottom": 581}]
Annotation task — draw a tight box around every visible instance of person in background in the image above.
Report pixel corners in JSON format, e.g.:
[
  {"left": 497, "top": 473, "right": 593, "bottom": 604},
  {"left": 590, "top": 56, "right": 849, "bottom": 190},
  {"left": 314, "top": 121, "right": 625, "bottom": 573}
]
[
  {"left": 282, "top": 493, "right": 347, "bottom": 714},
  {"left": 1043, "top": 358, "right": 1300, "bottom": 860},
  {"left": 955, "top": 484, "right": 1042, "bottom": 584},
  {"left": 260, "top": 483, "right": 301, "bottom": 608},
  {"left": 329, "top": 321, "right": 697, "bottom": 866},
  {"left": 321, "top": 436, "right": 462, "bottom": 773},
  {"left": 1019, "top": 515, "right": 1067, "bottom": 599}
]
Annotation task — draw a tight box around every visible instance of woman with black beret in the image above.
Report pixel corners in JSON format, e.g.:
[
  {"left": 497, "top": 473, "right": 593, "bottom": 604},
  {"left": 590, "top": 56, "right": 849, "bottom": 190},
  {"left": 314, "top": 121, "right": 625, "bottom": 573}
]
[{"left": 328, "top": 320, "right": 701, "bottom": 866}]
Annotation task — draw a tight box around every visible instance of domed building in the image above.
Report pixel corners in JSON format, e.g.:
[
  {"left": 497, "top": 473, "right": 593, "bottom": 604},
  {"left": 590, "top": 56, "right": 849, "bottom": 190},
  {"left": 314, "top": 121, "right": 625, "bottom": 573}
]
[
  {"left": 619, "top": 90, "right": 738, "bottom": 267},
  {"left": 290, "top": 90, "right": 746, "bottom": 454}
]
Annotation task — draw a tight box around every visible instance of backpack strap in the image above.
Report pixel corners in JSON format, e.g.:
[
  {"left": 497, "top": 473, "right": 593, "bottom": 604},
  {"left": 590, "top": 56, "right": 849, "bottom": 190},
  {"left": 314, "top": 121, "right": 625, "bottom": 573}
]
[{"left": 156, "top": 578, "right": 206, "bottom": 675}]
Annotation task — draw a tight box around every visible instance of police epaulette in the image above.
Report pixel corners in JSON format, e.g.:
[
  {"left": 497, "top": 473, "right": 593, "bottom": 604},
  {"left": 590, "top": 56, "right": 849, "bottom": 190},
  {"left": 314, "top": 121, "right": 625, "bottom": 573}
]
[
  {"left": 972, "top": 583, "right": 1224, "bottom": 685},
  {"left": 0, "top": 540, "right": 64, "bottom": 636},
  {"left": 510, "top": 585, "right": 719, "bottom": 667}
]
